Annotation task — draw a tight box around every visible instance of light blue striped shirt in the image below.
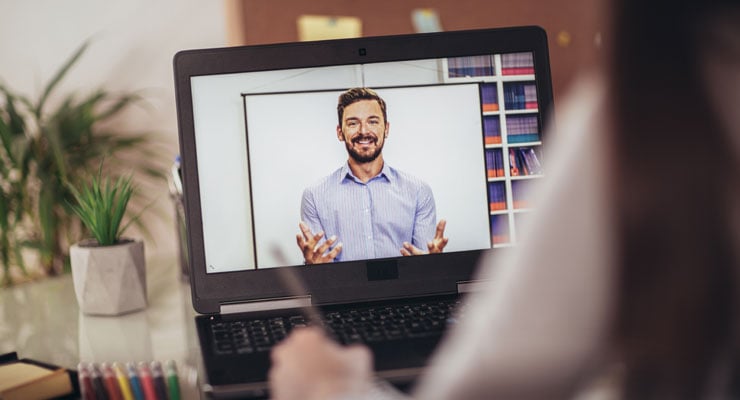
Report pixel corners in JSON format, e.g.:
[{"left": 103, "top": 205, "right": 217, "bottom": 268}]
[{"left": 301, "top": 162, "right": 437, "bottom": 262}]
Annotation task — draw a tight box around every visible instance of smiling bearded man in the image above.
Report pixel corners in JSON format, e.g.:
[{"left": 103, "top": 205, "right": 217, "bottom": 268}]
[{"left": 295, "top": 87, "right": 448, "bottom": 265}]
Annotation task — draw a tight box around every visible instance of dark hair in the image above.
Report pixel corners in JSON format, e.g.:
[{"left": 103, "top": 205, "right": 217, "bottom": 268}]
[
  {"left": 609, "top": 1, "right": 740, "bottom": 397},
  {"left": 337, "top": 87, "right": 387, "bottom": 126}
]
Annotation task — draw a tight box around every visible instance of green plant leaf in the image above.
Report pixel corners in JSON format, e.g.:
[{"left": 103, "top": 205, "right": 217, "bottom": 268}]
[
  {"left": 67, "top": 163, "right": 135, "bottom": 246},
  {"left": 96, "top": 93, "right": 142, "bottom": 121},
  {"left": 0, "top": 115, "right": 13, "bottom": 161},
  {"left": 37, "top": 181, "right": 58, "bottom": 270},
  {"left": 0, "top": 86, "right": 29, "bottom": 136},
  {"left": 35, "top": 41, "right": 89, "bottom": 119}
]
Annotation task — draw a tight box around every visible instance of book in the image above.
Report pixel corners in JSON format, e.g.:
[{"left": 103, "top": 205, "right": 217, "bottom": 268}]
[
  {"left": 490, "top": 215, "right": 510, "bottom": 244},
  {"left": 485, "top": 149, "right": 496, "bottom": 178},
  {"left": 506, "top": 115, "right": 540, "bottom": 144},
  {"left": 480, "top": 84, "right": 499, "bottom": 112},
  {"left": 524, "top": 83, "right": 538, "bottom": 109},
  {"left": 503, "top": 82, "right": 538, "bottom": 110},
  {"left": 483, "top": 116, "right": 501, "bottom": 144},
  {"left": 485, "top": 149, "right": 505, "bottom": 178},
  {"left": 501, "top": 52, "right": 535, "bottom": 75},
  {"left": 447, "top": 55, "right": 494, "bottom": 78},
  {"left": 488, "top": 182, "right": 506, "bottom": 211},
  {"left": 509, "top": 148, "right": 520, "bottom": 176},
  {"left": 511, "top": 180, "right": 532, "bottom": 209},
  {"left": 519, "top": 147, "right": 543, "bottom": 175},
  {"left": 0, "top": 354, "right": 75, "bottom": 400}
]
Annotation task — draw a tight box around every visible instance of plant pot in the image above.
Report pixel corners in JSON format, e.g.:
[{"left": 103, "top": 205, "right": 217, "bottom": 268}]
[{"left": 70, "top": 239, "right": 147, "bottom": 316}]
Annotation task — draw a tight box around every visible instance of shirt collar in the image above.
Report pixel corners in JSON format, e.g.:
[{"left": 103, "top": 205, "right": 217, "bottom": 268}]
[{"left": 340, "top": 161, "right": 392, "bottom": 184}]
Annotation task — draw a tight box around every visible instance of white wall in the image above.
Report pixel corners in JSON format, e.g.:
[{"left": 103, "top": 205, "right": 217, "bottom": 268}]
[{"left": 0, "top": 0, "right": 226, "bottom": 263}]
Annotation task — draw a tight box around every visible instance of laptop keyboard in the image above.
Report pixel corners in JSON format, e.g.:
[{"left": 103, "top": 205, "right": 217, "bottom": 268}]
[{"left": 210, "top": 297, "right": 463, "bottom": 355}]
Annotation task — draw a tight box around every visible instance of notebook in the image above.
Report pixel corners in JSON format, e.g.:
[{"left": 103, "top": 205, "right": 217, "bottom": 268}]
[{"left": 173, "top": 26, "right": 553, "bottom": 399}]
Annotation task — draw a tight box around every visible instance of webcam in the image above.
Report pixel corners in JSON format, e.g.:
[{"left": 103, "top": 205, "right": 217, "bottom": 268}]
[{"left": 358, "top": 48, "right": 367, "bottom": 56}]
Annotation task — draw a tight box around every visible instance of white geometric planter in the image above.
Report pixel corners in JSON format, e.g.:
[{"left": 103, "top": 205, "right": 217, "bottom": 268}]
[{"left": 70, "top": 239, "right": 147, "bottom": 316}]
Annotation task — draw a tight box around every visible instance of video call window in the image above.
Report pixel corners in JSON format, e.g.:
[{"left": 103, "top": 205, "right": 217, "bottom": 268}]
[{"left": 190, "top": 53, "right": 543, "bottom": 273}]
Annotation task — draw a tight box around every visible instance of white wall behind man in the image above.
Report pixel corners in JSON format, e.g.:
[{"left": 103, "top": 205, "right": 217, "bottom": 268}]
[{"left": 0, "top": 0, "right": 226, "bottom": 265}]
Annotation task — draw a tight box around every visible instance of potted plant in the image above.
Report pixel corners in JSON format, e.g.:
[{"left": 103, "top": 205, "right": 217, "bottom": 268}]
[
  {"left": 0, "top": 42, "right": 165, "bottom": 286},
  {"left": 68, "top": 167, "right": 146, "bottom": 316}
]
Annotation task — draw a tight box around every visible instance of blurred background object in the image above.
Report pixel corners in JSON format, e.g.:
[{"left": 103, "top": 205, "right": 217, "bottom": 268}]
[
  {"left": 297, "top": 15, "right": 362, "bottom": 41},
  {"left": 225, "top": 0, "right": 606, "bottom": 101},
  {"left": 0, "top": 0, "right": 227, "bottom": 285}
]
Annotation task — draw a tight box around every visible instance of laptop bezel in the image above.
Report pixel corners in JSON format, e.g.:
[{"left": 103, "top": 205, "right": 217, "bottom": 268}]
[{"left": 174, "top": 26, "right": 553, "bottom": 314}]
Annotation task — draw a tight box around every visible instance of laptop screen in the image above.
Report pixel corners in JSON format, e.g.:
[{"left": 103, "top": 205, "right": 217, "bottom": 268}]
[{"left": 175, "top": 27, "right": 553, "bottom": 312}]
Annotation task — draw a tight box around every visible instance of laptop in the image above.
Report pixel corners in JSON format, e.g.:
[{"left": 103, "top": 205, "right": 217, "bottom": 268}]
[{"left": 173, "top": 26, "right": 553, "bottom": 399}]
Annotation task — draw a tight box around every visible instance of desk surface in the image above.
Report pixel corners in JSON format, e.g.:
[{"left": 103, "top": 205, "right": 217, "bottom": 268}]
[{"left": 0, "top": 258, "right": 202, "bottom": 399}]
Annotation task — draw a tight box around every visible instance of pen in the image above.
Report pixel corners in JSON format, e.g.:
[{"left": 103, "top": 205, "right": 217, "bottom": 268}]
[
  {"left": 113, "top": 362, "right": 135, "bottom": 400},
  {"left": 150, "top": 361, "right": 169, "bottom": 400},
  {"left": 101, "top": 363, "right": 124, "bottom": 400},
  {"left": 126, "top": 362, "right": 145, "bottom": 400},
  {"left": 165, "top": 360, "right": 181, "bottom": 400},
  {"left": 138, "top": 362, "right": 159, "bottom": 400},
  {"left": 90, "top": 363, "right": 110, "bottom": 400},
  {"left": 78, "top": 363, "right": 97, "bottom": 400}
]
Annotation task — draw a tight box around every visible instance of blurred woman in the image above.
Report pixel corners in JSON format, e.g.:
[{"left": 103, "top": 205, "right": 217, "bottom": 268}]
[{"left": 268, "top": 0, "right": 740, "bottom": 398}]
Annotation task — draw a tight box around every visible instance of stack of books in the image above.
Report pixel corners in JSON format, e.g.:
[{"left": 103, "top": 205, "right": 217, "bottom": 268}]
[
  {"left": 480, "top": 84, "right": 499, "bottom": 112},
  {"left": 512, "top": 180, "right": 534, "bottom": 209},
  {"left": 490, "top": 215, "right": 510, "bottom": 244},
  {"left": 506, "top": 115, "right": 540, "bottom": 143},
  {"left": 485, "top": 149, "right": 505, "bottom": 178},
  {"left": 503, "top": 82, "right": 538, "bottom": 110},
  {"left": 487, "top": 182, "right": 507, "bottom": 212},
  {"left": 483, "top": 116, "right": 501, "bottom": 144},
  {"left": 501, "top": 52, "right": 535, "bottom": 75},
  {"left": 447, "top": 55, "right": 494, "bottom": 78},
  {"left": 508, "top": 147, "right": 543, "bottom": 177}
]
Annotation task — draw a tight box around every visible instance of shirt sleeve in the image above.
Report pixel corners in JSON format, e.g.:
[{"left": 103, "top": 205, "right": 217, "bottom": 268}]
[
  {"left": 412, "top": 182, "right": 437, "bottom": 250},
  {"left": 412, "top": 76, "right": 617, "bottom": 399},
  {"left": 301, "top": 187, "right": 324, "bottom": 237},
  {"left": 332, "top": 380, "right": 410, "bottom": 400}
]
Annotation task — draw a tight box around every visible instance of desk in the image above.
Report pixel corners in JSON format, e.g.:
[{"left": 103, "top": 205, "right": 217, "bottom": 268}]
[{"left": 0, "top": 258, "right": 202, "bottom": 399}]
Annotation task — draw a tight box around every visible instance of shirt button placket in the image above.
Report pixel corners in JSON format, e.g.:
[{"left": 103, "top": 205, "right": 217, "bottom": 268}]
[{"left": 363, "top": 185, "right": 373, "bottom": 257}]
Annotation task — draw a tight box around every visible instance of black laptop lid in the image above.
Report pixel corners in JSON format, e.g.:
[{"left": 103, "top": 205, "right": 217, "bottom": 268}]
[{"left": 174, "top": 27, "right": 553, "bottom": 314}]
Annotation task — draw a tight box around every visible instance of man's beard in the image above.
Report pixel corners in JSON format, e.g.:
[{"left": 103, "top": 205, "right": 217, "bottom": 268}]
[{"left": 345, "top": 134, "right": 384, "bottom": 163}]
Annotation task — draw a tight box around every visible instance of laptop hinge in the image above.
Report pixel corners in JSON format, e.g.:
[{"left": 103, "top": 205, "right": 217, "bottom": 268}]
[
  {"left": 457, "top": 280, "right": 486, "bottom": 294},
  {"left": 220, "top": 295, "right": 312, "bottom": 314}
]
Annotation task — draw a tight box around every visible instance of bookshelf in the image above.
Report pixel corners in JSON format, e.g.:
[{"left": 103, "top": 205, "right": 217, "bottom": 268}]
[{"left": 442, "top": 52, "right": 544, "bottom": 248}]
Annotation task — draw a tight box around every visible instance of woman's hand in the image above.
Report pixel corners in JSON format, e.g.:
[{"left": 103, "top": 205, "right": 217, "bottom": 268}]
[{"left": 269, "top": 327, "right": 374, "bottom": 400}]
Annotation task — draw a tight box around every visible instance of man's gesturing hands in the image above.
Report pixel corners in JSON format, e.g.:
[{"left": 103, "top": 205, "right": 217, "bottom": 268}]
[
  {"left": 297, "top": 219, "right": 448, "bottom": 264},
  {"left": 296, "top": 221, "right": 343, "bottom": 264},
  {"left": 400, "top": 219, "right": 448, "bottom": 256}
]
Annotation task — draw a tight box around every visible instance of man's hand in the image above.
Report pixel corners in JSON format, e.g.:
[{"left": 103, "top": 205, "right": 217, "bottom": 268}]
[
  {"left": 269, "top": 328, "right": 374, "bottom": 400},
  {"left": 400, "top": 219, "right": 448, "bottom": 256},
  {"left": 296, "top": 221, "right": 342, "bottom": 264}
]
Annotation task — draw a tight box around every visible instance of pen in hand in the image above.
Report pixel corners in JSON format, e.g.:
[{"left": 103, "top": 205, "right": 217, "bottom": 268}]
[{"left": 270, "top": 245, "right": 327, "bottom": 331}]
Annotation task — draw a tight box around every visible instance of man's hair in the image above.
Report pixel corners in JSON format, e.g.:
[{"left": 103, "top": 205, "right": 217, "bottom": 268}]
[{"left": 337, "top": 87, "right": 387, "bottom": 126}]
